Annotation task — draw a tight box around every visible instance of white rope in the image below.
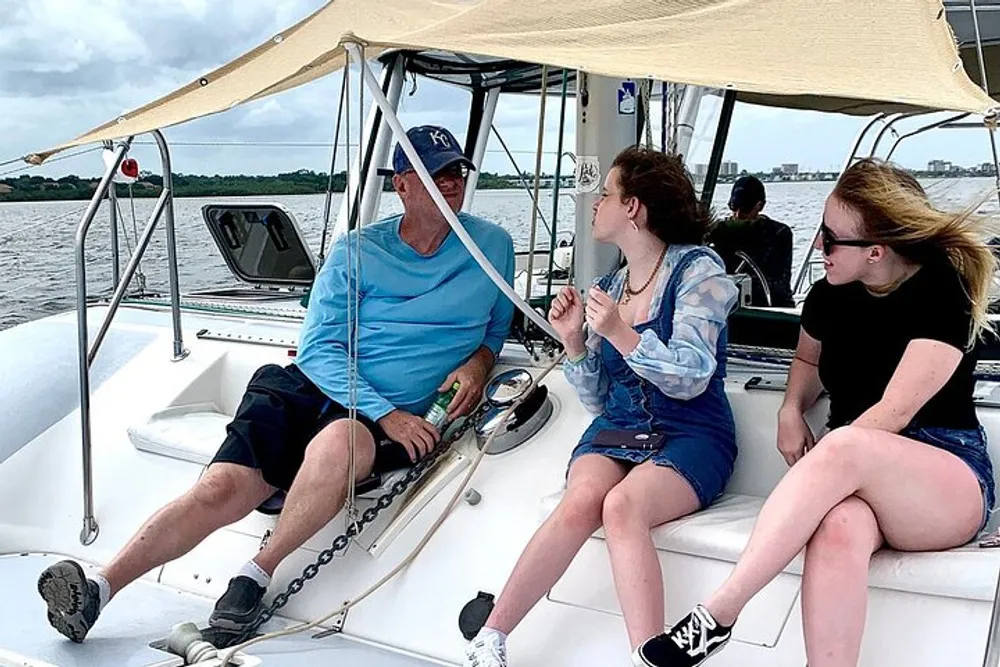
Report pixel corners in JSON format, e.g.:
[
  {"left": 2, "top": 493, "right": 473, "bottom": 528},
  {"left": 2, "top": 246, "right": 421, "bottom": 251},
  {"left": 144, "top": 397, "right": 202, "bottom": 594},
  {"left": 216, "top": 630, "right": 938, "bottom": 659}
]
[
  {"left": 342, "top": 57, "right": 359, "bottom": 526},
  {"left": 220, "top": 352, "right": 567, "bottom": 665}
]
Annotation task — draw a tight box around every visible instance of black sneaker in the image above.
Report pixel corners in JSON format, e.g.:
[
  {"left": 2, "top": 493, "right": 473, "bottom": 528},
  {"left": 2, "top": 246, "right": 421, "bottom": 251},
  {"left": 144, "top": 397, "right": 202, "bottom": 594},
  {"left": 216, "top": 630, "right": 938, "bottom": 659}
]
[
  {"left": 632, "top": 605, "right": 732, "bottom": 667},
  {"left": 208, "top": 575, "right": 267, "bottom": 632},
  {"left": 37, "top": 560, "right": 102, "bottom": 643}
]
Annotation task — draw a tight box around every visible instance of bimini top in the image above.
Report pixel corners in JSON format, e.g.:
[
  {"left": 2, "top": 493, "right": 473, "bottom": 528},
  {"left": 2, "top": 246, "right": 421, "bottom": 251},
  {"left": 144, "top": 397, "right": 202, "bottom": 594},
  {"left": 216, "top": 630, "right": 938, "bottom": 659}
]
[{"left": 29, "top": 0, "right": 999, "bottom": 163}]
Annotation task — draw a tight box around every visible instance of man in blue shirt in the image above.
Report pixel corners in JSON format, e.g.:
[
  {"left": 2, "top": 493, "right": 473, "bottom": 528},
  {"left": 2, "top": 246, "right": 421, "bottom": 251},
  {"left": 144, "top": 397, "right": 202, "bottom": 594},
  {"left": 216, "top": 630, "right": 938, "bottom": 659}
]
[{"left": 37, "top": 126, "right": 516, "bottom": 642}]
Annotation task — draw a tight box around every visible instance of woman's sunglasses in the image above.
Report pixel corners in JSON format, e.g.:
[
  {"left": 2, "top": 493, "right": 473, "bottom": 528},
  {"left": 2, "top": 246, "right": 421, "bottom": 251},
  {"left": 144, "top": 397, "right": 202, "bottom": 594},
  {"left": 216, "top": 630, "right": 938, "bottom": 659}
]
[{"left": 820, "top": 223, "right": 873, "bottom": 256}]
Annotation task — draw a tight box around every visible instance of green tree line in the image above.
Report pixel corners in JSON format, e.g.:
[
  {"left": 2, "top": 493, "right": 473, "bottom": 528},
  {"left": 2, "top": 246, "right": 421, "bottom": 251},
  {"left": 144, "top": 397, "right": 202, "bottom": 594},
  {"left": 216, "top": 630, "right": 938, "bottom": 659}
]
[{"left": 0, "top": 169, "right": 563, "bottom": 203}]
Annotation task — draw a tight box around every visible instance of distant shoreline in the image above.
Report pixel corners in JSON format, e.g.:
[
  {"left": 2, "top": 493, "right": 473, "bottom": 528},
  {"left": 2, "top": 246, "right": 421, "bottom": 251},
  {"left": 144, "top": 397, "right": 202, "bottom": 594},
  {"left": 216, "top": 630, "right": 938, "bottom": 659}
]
[{"left": 1, "top": 170, "right": 991, "bottom": 203}]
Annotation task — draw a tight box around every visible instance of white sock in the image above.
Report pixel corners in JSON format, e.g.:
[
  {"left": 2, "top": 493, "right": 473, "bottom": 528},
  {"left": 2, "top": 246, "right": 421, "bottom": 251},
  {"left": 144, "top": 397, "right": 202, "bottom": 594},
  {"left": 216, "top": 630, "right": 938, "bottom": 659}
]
[
  {"left": 476, "top": 626, "right": 507, "bottom": 643},
  {"left": 238, "top": 559, "right": 272, "bottom": 589},
  {"left": 93, "top": 574, "right": 111, "bottom": 611}
]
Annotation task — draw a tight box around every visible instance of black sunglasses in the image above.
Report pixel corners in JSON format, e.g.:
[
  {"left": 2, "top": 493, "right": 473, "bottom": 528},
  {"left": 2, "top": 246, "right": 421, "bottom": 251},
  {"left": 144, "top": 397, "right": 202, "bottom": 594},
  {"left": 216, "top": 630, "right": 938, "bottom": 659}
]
[
  {"left": 433, "top": 163, "right": 469, "bottom": 180},
  {"left": 820, "top": 223, "right": 873, "bottom": 256}
]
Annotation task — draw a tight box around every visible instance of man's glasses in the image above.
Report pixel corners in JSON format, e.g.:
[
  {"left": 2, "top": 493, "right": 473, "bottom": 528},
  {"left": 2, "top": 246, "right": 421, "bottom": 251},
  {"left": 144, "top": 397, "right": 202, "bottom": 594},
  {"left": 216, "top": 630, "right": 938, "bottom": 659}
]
[
  {"left": 820, "top": 223, "right": 873, "bottom": 255},
  {"left": 433, "top": 163, "right": 469, "bottom": 182}
]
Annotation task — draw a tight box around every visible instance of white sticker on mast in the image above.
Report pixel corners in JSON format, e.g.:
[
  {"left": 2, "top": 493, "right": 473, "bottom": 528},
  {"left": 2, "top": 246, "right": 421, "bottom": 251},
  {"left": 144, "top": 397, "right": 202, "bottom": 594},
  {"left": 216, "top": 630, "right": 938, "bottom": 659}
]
[{"left": 575, "top": 156, "right": 601, "bottom": 194}]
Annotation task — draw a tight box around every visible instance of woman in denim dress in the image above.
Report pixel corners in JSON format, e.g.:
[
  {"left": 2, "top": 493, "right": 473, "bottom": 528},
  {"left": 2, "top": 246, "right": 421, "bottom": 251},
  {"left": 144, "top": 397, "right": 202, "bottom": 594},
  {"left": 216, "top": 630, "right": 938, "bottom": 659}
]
[
  {"left": 464, "top": 147, "right": 739, "bottom": 667},
  {"left": 635, "top": 159, "right": 998, "bottom": 667}
]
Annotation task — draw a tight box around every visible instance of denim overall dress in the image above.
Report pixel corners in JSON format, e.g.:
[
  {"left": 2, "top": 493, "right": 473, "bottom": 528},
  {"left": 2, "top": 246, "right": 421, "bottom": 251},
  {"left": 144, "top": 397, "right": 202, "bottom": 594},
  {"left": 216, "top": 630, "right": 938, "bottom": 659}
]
[{"left": 569, "top": 247, "right": 738, "bottom": 509}]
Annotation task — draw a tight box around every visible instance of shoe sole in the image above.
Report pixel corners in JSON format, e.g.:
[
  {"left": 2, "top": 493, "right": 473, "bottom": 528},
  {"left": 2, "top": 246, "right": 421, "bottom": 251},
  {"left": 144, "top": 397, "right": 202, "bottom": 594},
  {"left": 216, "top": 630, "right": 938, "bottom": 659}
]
[
  {"left": 208, "top": 601, "right": 264, "bottom": 632},
  {"left": 37, "top": 560, "right": 93, "bottom": 642},
  {"left": 632, "top": 637, "right": 731, "bottom": 667}
]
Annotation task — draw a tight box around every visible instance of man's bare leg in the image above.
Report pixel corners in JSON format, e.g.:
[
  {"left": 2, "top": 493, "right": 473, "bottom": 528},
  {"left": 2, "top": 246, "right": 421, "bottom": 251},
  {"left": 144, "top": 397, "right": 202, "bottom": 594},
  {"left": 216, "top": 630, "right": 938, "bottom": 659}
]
[
  {"left": 209, "top": 419, "right": 376, "bottom": 630},
  {"left": 38, "top": 463, "right": 274, "bottom": 642},
  {"left": 253, "top": 419, "right": 376, "bottom": 574},
  {"left": 103, "top": 464, "right": 275, "bottom": 594}
]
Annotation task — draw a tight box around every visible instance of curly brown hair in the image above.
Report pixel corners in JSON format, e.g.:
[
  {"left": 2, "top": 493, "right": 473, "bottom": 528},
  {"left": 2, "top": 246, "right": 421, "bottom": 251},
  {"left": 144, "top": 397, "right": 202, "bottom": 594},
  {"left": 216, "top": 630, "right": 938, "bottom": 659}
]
[{"left": 611, "top": 146, "right": 711, "bottom": 245}]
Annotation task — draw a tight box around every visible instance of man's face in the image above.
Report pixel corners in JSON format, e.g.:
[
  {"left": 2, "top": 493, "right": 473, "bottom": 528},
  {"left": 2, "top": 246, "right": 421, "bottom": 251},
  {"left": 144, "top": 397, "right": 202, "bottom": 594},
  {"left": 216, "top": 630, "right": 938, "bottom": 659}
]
[{"left": 394, "top": 163, "right": 468, "bottom": 223}]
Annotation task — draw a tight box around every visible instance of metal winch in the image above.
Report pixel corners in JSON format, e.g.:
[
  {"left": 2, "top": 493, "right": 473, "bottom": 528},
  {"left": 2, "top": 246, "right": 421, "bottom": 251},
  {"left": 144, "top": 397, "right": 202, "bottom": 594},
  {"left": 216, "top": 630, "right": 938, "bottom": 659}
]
[{"left": 474, "top": 369, "right": 553, "bottom": 454}]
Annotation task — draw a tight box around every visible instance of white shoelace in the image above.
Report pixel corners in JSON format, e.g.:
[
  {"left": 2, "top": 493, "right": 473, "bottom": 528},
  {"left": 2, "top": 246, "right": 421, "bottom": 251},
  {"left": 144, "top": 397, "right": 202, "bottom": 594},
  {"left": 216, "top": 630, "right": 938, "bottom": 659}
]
[
  {"left": 466, "top": 632, "right": 508, "bottom": 667},
  {"left": 670, "top": 605, "right": 722, "bottom": 658}
]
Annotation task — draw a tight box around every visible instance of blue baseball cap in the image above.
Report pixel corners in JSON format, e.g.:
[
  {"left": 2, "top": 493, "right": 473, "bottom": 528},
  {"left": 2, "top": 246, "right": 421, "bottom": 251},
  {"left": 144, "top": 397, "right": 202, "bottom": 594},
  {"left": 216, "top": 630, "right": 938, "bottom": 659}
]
[{"left": 392, "top": 125, "right": 476, "bottom": 176}]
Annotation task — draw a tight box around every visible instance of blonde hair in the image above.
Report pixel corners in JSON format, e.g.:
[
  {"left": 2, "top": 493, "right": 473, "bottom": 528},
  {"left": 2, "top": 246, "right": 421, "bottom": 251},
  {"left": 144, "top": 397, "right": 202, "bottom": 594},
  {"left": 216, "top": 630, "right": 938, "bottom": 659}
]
[{"left": 833, "top": 158, "right": 998, "bottom": 345}]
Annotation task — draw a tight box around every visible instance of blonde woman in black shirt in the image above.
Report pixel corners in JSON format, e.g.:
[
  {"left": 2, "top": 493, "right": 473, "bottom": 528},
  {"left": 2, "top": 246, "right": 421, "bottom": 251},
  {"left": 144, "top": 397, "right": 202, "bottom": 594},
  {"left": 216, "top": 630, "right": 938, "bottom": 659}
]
[{"left": 633, "top": 158, "right": 998, "bottom": 667}]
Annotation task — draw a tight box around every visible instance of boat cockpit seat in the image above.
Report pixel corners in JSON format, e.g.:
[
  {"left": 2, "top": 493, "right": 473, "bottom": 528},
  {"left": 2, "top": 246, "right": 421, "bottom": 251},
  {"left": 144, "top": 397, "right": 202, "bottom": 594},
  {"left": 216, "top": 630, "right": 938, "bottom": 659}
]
[
  {"left": 127, "top": 403, "right": 413, "bottom": 515},
  {"left": 538, "top": 490, "right": 1000, "bottom": 601}
]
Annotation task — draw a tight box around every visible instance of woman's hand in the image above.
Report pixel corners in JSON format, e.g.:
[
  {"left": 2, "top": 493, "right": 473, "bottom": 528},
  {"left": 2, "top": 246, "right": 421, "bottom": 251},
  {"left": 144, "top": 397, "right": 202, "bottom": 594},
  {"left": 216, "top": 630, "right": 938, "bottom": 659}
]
[
  {"left": 549, "top": 286, "right": 586, "bottom": 348},
  {"left": 777, "top": 405, "right": 815, "bottom": 466},
  {"left": 585, "top": 286, "right": 626, "bottom": 338}
]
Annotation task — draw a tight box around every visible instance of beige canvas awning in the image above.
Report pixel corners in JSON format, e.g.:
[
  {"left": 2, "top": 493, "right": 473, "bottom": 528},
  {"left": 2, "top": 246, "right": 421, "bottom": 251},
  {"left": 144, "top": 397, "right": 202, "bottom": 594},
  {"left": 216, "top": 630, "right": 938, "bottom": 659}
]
[{"left": 29, "top": 0, "right": 999, "bottom": 163}]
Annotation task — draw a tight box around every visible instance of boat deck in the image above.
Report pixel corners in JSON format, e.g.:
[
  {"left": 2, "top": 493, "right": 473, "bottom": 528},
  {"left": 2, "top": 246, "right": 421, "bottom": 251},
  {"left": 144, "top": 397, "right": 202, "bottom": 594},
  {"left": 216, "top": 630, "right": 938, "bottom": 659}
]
[{"left": 0, "top": 554, "right": 438, "bottom": 667}]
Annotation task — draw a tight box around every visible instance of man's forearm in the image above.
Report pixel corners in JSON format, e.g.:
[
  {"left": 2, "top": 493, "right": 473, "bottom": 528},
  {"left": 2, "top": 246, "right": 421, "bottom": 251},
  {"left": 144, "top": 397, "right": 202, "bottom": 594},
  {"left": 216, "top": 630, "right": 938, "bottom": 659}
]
[{"left": 471, "top": 345, "right": 496, "bottom": 373}]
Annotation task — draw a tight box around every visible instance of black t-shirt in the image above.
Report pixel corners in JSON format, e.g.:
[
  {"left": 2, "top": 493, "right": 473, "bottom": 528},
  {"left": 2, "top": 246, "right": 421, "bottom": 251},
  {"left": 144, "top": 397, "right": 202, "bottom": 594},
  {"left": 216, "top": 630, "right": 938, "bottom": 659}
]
[
  {"left": 708, "top": 215, "right": 794, "bottom": 307},
  {"left": 800, "top": 262, "right": 978, "bottom": 430}
]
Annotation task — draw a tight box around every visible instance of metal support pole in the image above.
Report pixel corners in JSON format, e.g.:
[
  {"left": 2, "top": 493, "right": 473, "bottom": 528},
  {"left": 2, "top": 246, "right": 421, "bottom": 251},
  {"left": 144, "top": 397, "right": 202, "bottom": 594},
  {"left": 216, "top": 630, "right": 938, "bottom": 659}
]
[
  {"left": 108, "top": 179, "right": 121, "bottom": 290},
  {"left": 974, "top": 1, "right": 1000, "bottom": 661},
  {"left": 792, "top": 113, "right": 886, "bottom": 294},
  {"left": 868, "top": 113, "right": 923, "bottom": 158},
  {"left": 74, "top": 137, "right": 131, "bottom": 546},
  {"left": 87, "top": 190, "right": 171, "bottom": 365},
  {"left": 661, "top": 81, "right": 668, "bottom": 153},
  {"left": 345, "top": 42, "right": 558, "bottom": 340},
  {"left": 699, "top": 89, "right": 737, "bottom": 208},
  {"left": 968, "top": 0, "right": 1000, "bottom": 210},
  {"left": 463, "top": 88, "right": 501, "bottom": 211},
  {"left": 334, "top": 57, "right": 403, "bottom": 237},
  {"left": 886, "top": 113, "right": 971, "bottom": 160},
  {"left": 153, "top": 130, "right": 188, "bottom": 362},
  {"left": 524, "top": 65, "right": 550, "bottom": 300},
  {"left": 545, "top": 71, "right": 570, "bottom": 310}
]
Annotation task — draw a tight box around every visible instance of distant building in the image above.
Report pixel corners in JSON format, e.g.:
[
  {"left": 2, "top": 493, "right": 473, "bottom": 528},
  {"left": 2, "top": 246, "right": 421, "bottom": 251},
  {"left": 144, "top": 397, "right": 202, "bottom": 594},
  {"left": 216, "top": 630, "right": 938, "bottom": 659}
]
[
  {"left": 781, "top": 163, "right": 799, "bottom": 175},
  {"left": 0, "top": 184, "right": 12, "bottom": 194},
  {"left": 720, "top": 161, "right": 739, "bottom": 176},
  {"left": 694, "top": 163, "right": 708, "bottom": 178},
  {"left": 928, "top": 159, "right": 951, "bottom": 173}
]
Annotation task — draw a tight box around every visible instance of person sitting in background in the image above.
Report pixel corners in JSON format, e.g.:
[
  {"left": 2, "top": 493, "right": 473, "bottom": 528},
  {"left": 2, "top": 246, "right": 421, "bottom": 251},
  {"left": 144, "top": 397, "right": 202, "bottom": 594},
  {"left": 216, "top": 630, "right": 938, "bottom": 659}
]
[{"left": 708, "top": 175, "right": 794, "bottom": 307}]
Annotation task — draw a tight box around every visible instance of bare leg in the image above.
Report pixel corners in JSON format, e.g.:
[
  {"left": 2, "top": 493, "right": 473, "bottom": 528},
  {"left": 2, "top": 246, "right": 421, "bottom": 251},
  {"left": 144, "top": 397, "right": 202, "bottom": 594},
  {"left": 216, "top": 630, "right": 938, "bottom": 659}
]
[
  {"left": 253, "top": 419, "right": 375, "bottom": 575},
  {"left": 704, "top": 426, "right": 983, "bottom": 626},
  {"left": 602, "top": 463, "right": 701, "bottom": 649},
  {"left": 101, "top": 463, "right": 275, "bottom": 597},
  {"left": 802, "top": 496, "right": 883, "bottom": 667},
  {"left": 484, "top": 455, "right": 628, "bottom": 634}
]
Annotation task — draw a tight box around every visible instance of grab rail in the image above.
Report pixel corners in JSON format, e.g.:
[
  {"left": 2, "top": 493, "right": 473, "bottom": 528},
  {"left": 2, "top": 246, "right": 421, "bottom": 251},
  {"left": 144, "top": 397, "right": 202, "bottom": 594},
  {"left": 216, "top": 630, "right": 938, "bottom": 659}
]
[{"left": 73, "top": 130, "right": 187, "bottom": 545}]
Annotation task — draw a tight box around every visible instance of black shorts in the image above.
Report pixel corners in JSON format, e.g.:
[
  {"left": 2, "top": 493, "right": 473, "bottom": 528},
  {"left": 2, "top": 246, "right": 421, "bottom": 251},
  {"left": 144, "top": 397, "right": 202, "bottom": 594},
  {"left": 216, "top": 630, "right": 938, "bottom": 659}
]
[{"left": 210, "top": 363, "right": 413, "bottom": 492}]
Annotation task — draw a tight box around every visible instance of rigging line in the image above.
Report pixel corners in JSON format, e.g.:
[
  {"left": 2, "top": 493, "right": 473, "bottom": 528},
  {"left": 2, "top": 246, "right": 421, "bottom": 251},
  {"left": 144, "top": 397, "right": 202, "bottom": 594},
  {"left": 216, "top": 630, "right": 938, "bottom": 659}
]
[
  {"left": 347, "top": 49, "right": 367, "bottom": 522},
  {"left": 0, "top": 155, "right": 26, "bottom": 169},
  {"left": 343, "top": 55, "right": 358, "bottom": 523},
  {"left": 0, "top": 205, "right": 89, "bottom": 244},
  {"left": 0, "top": 264, "right": 78, "bottom": 299},
  {"left": 318, "top": 74, "right": 350, "bottom": 265},
  {"left": 489, "top": 124, "right": 552, "bottom": 238},
  {"left": 0, "top": 146, "right": 103, "bottom": 178},
  {"left": 131, "top": 138, "right": 564, "bottom": 156}
]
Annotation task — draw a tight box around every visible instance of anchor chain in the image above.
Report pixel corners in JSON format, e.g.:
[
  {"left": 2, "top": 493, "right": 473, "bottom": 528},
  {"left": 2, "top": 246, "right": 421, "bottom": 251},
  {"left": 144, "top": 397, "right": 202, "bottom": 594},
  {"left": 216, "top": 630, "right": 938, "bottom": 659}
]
[{"left": 233, "top": 403, "right": 491, "bottom": 643}]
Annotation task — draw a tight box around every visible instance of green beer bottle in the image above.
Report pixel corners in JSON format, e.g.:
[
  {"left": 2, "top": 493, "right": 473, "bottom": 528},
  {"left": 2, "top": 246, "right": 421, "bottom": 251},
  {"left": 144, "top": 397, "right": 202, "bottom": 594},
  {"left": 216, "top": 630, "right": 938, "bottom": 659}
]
[{"left": 424, "top": 381, "right": 460, "bottom": 431}]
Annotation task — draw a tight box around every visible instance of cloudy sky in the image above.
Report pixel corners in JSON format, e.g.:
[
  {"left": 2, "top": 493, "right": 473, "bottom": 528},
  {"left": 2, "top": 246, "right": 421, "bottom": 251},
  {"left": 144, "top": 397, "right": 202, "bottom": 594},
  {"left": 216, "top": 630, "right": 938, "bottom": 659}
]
[{"left": 1, "top": 0, "right": 996, "bottom": 180}]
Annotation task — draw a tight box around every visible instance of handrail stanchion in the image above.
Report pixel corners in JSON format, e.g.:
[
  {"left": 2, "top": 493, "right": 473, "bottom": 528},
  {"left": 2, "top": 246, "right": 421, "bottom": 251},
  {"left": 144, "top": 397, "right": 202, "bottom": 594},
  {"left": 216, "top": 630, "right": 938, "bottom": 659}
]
[{"left": 74, "top": 137, "right": 132, "bottom": 546}]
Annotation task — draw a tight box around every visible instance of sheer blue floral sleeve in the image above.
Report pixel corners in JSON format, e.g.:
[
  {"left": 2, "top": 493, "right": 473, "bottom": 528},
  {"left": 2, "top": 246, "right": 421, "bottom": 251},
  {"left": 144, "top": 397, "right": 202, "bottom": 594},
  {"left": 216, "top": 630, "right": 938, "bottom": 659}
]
[
  {"left": 563, "top": 340, "right": 610, "bottom": 414},
  {"left": 562, "top": 246, "right": 737, "bottom": 412}
]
